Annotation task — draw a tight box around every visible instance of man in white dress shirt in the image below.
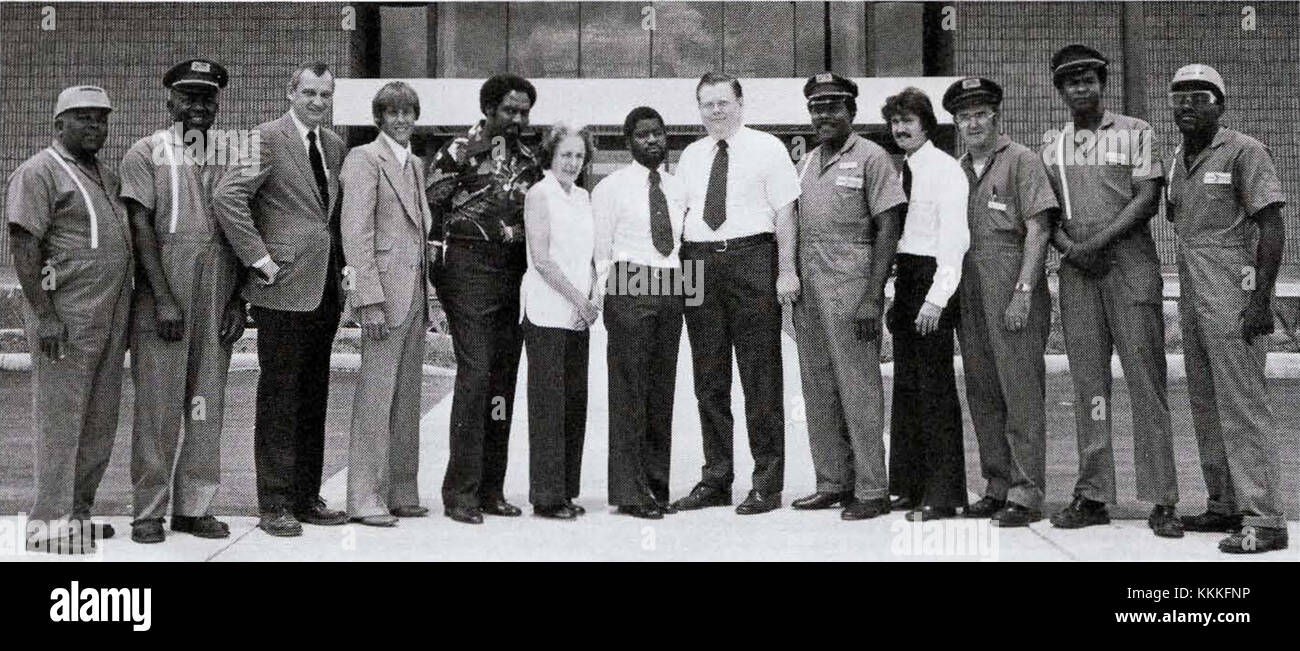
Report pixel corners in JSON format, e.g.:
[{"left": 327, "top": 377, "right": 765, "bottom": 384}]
[
  {"left": 593, "top": 107, "right": 686, "bottom": 520},
  {"left": 881, "top": 87, "right": 970, "bottom": 521},
  {"left": 670, "top": 73, "right": 802, "bottom": 515}
]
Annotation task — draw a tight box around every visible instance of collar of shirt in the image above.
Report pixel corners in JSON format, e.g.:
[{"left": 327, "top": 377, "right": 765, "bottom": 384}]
[
  {"left": 903, "top": 138, "right": 935, "bottom": 164},
  {"left": 818, "top": 132, "right": 861, "bottom": 169},
  {"left": 377, "top": 130, "right": 412, "bottom": 167},
  {"left": 289, "top": 109, "right": 322, "bottom": 152},
  {"left": 961, "top": 134, "right": 1013, "bottom": 178},
  {"left": 539, "top": 170, "right": 585, "bottom": 202},
  {"left": 49, "top": 138, "right": 104, "bottom": 180}
]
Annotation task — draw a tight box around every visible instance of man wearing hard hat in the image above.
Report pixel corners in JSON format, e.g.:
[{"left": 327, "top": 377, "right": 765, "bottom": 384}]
[
  {"left": 1164, "top": 63, "right": 1289, "bottom": 554},
  {"left": 119, "top": 59, "right": 243, "bottom": 544},
  {"left": 5, "top": 85, "right": 134, "bottom": 554}
]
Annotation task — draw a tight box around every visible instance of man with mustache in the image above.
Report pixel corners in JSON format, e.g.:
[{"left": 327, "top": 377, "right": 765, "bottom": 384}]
[
  {"left": 1042, "top": 45, "right": 1182, "bottom": 538},
  {"left": 593, "top": 106, "right": 686, "bottom": 520},
  {"left": 120, "top": 59, "right": 243, "bottom": 544},
  {"left": 945, "top": 77, "right": 1058, "bottom": 527},
  {"left": 214, "top": 62, "right": 349, "bottom": 537},
  {"left": 881, "top": 86, "right": 969, "bottom": 521},
  {"left": 671, "top": 72, "right": 802, "bottom": 516},
  {"left": 424, "top": 74, "right": 543, "bottom": 524},
  {"left": 6, "top": 86, "right": 133, "bottom": 553},
  {"left": 1164, "top": 64, "right": 1288, "bottom": 554},
  {"left": 788, "top": 73, "right": 907, "bottom": 521}
]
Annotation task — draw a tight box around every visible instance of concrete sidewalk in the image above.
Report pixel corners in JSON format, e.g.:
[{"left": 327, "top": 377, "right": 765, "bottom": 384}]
[{"left": 2, "top": 326, "right": 1296, "bottom": 562}]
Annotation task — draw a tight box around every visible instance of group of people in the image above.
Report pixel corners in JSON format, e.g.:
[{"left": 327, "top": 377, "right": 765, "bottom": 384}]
[{"left": 4, "top": 42, "right": 1288, "bottom": 556}]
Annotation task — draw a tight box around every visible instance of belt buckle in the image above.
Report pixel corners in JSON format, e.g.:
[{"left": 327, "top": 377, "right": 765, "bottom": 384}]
[{"left": 715, "top": 238, "right": 729, "bottom": 253}]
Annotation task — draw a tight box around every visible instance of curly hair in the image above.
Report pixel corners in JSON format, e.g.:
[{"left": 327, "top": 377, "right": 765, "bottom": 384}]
[
  {"left": 539, "top": 120, "right": 596, "bottom": 172},
  {"left": 881, "top": 87, "right": 938, "bottom": 137}
]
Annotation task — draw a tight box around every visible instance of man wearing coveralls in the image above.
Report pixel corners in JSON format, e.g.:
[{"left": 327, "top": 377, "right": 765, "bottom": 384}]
[
  {"left": 1041, "top": 45, "right": 1183, "bottom": 538},
  {"left": 945, "top": 78, "right": 1058, "bottom": 528},
  {"left": 1165, "top": 64, "right": 1289, "bottom": 554},
  {"left": 120, "top": 59, "right": 245, "bottom": 544},
  {"left": 6, "top": 86, "right": 133, "bottom": 553},
  {"left": 789, "top": 73, "right": 907, "bottom": 521}
]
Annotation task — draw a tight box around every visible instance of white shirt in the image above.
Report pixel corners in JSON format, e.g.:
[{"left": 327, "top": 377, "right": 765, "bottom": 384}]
[
  {"left": 677, "top": 125, "right": 801, "bottom": 241},
  {"left": 289, "top": 109, "right": 330, "bottom": 176},
  {"left": 592, "top": 162, "right": 686, "bottom": 269},
  {"left": 521, "top": 173, "right": 595, "bottom": 329},
  {"left": 378, "top": 130, "right": 412, "bottom": 168},
  {"left": 895, "top": 139, "right": 970, "bottom": 307}
]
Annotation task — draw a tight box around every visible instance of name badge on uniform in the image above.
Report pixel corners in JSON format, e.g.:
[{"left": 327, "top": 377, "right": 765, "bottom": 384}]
[
  {"left": 836, "top": 175, "right": 863, "bottom": 189},
  {"left": 1203, "top": 172, "right": 1232, "bottom": 184},
  {"left": 987, "top": 199, "right": 1008, "bottom": 211},
  {"left": 1104, "top": 152, "right": 1128, "bottom": 165},
  {"left": 837, "top": 161, "right": 858, "bottom": 169}
]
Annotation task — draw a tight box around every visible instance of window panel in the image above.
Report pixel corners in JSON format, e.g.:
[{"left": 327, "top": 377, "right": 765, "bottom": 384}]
[
  {"left": 508, "top": 2, "right": 579, "bottom": 77},
  {"left": 435, "top": 2, "right": 506, "bottom": 77},
  {"left": 722, "top": 2, "right": 795, "bottom": 77},
  {"left": 651, "top": 2, "right": 723, "bottom": 78},
  {"left": 581, "top": 2, "right": 652, "bottom": 78}
]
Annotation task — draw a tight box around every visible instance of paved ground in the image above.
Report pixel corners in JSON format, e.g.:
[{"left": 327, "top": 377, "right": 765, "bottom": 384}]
[{"left": 0, "top": 326, "right": 1296, "bottom": 562}]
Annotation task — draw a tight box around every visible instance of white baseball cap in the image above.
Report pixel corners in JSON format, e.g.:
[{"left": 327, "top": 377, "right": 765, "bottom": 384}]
[
  {"left": 54, "top": 85, "right": 113, "bottom": 119},
  {"left": 1170, "top": 64, "right": 1225, "bottom": 99}
]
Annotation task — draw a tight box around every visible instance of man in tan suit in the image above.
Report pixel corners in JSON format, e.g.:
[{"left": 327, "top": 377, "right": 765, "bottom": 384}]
[
  {"left": 340, "top": 81, "right": 433, "bottom": 527},
  {"left": 213, "top": 61, "right": 348, "bottom": 537}
]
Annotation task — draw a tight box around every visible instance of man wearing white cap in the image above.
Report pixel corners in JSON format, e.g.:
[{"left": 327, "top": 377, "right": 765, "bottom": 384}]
[
  {"left": 120, "top": 59, "right": 241, "bottom": 544},
  {"left": 5, "top": 85, "right": 134, "bottom": 554},
  {"left": 1164, "top": 63, "right": 1289, "bottom": 554}
]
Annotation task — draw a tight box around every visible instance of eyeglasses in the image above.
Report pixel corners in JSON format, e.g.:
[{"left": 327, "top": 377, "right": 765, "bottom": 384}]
[
  {"left": 954, "top": 110, "right": 996, "bottom": 126},
  {"left": 1167, "top": 90, "right": 1217, "bottom": 108}
]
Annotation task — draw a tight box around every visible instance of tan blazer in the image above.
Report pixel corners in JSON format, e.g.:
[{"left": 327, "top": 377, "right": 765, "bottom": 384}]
[
  {"left": 213, "top": 111, "right": 346, "bottom": 312},
  {"left": 339, "top": 138, "right": 433, "bottom": 326}
]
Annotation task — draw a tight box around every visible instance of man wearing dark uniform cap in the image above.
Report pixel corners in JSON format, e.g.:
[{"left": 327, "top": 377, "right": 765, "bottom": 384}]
[
  {"left": 1041, "top": 45, "right": 1182, "bottom": 538},
  {"left": 789, "top": 72, "right": 908, "bottom": 520},
  {"left": 120, "top": 59, "right": 243, "bottom": 543},
  {"left": 944, "top": 77, "right": 1059, "bottom": 527},
  {"left": 1164, "top": 64, "right": 1289, "bottom": 553},
  {"left": 7, "top": 86, "right": 133, "bottom": 553}
]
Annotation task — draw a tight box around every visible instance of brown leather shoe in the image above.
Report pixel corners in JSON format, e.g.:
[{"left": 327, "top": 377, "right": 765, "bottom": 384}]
[
  {"left": 389, "top": 505, "right": 430, "bottom": 518},
  {"left": 842, "top": 497, "right": 891, "bottom": 521},
  {"left": 293, "top": 497, "right": 347, "bottom": 526},
  {"left": 259, "top": 507, "right": 303, "bottom": 537},
  {"left": 350, "top": 514, "right": 399, "bottom": 527}
]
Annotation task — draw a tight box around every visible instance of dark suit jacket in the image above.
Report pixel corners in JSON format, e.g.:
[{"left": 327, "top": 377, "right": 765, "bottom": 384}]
[{"left": 213, "top": 110, "right": 347, "bottom": 312}]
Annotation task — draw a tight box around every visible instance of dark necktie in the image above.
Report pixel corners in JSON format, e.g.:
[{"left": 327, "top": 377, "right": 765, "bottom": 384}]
[
  {"left": 900, "top": 157, "right": 913, "bottom": 231},
  {"left": 307, "top": 131, "right": 329, "bottom": 209},
  {"left": 703, "top": 140, "right": 728, "bottom": 230},
  {"left": 648, "top": 169, "right": 674, "bottom": 257}
]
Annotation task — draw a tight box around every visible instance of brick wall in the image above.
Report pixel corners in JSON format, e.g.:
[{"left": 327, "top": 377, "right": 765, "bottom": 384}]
[
  {"left": 952, "top": 1, "right": 1300, "bottom": 268},
  {"left": 0, "top": 1, "right": 355, "bottom": 264}
]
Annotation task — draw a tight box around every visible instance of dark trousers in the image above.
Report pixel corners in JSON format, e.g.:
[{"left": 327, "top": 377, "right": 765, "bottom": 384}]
[
  {"left": 681, "top": 238, "right": 785, "bottom": 495},
  {"left": 523, "top": 319, "right": 588, "bottom": 507},
  {"left": 250, "top": 282, "right": 342, "bottom": 512},
  {"left": 604, "top": 265, "right": 684, "bottom": 506},
  {"left": 436, "top": 240, "right": 526, "bottom": 508},
  {"left": 886, "top": 253, "right": 966, "bottom": 509}
]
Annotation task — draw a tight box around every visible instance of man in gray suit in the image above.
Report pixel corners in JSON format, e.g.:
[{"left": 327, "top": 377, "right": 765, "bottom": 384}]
[
  {"left": 213, "top": 61, "right": 348, "bottom": 537},
  {"left": 339, "top": 81, "right": 433, "bottom": 527}
]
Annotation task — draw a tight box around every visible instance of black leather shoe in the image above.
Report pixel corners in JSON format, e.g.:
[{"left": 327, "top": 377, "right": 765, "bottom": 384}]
[
  {"left": 1181, "top": 511, "right": 1243, "bottom": 533},
  {"left": 671, "top": 484, "right": 731, "bottom": 511},
  {"left": 736, "top": 490, "right": 781, "bottom": 515},
  {"left": 259, "top": 507, "right": 303, "bottom": 537},
  {"left": 389, "top": 505, "right": 430, "bottom": 518},
  {"left": 293, "top": 497, "right": 347, "bottom": 526},
  {"left": 131, "top": 519, "right": 165, "bottom": 544},
  {"left": 964, "top": 496, "right": 1006, "bottom": 518},
  {"left": 905, "top": 506, "right": 958, "bottom": 522},
  {"left": 1148, "top": 506, "right": 1184, "bottom": 538},
  {"left": 481, "top": 498, "right": 523, "bottom": 517},
  {"left": 841, "top": 497, "right": 890, "bottom": 521},
  {"left": 1219, "top": 526, "right": 1289, "bottom": 554},
  {"left": 792, "top": 491, "right": 853, "bottom": 510},
  {"left": 71, "top": 517, "right": 114, "bottom": 540},
  {"left": 534, "top": 504, "right": 578, "bottom": 520},
  {"left": 992, "top": 502, "right": 1042, "bottom": 528},
  {"left": 1050, "top": 496, "right": 1110, "bottom": 529},
  {"left": 890, "top": 495, "right": 916, "bottom": 512},
  {"left": 617, "top": 504, "right": 664, "bottom": 520},
  {"left": 565, "top": 500, "right": 586, "bottom": 516},
  {"left": 445, "top": 505, "right": 483, "bottom": 524},
  {"left": 171, "top": 515, "right": 230, "bottom": 539}
]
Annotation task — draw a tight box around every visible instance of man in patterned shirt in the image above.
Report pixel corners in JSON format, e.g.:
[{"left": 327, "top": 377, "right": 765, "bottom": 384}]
[{"left": 424, "top": 73, "right": 544, "bottom": 524}]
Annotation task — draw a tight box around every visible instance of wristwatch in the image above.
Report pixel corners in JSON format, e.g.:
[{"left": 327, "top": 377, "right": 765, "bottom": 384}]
[{"left": 1014, "top": 281, "right": 1033, "bottom": 293}]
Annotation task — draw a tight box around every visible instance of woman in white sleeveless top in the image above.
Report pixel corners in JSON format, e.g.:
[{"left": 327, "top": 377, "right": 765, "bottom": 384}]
[{"left": 520, "top": 122, "right": 599, "bottom": 519}]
